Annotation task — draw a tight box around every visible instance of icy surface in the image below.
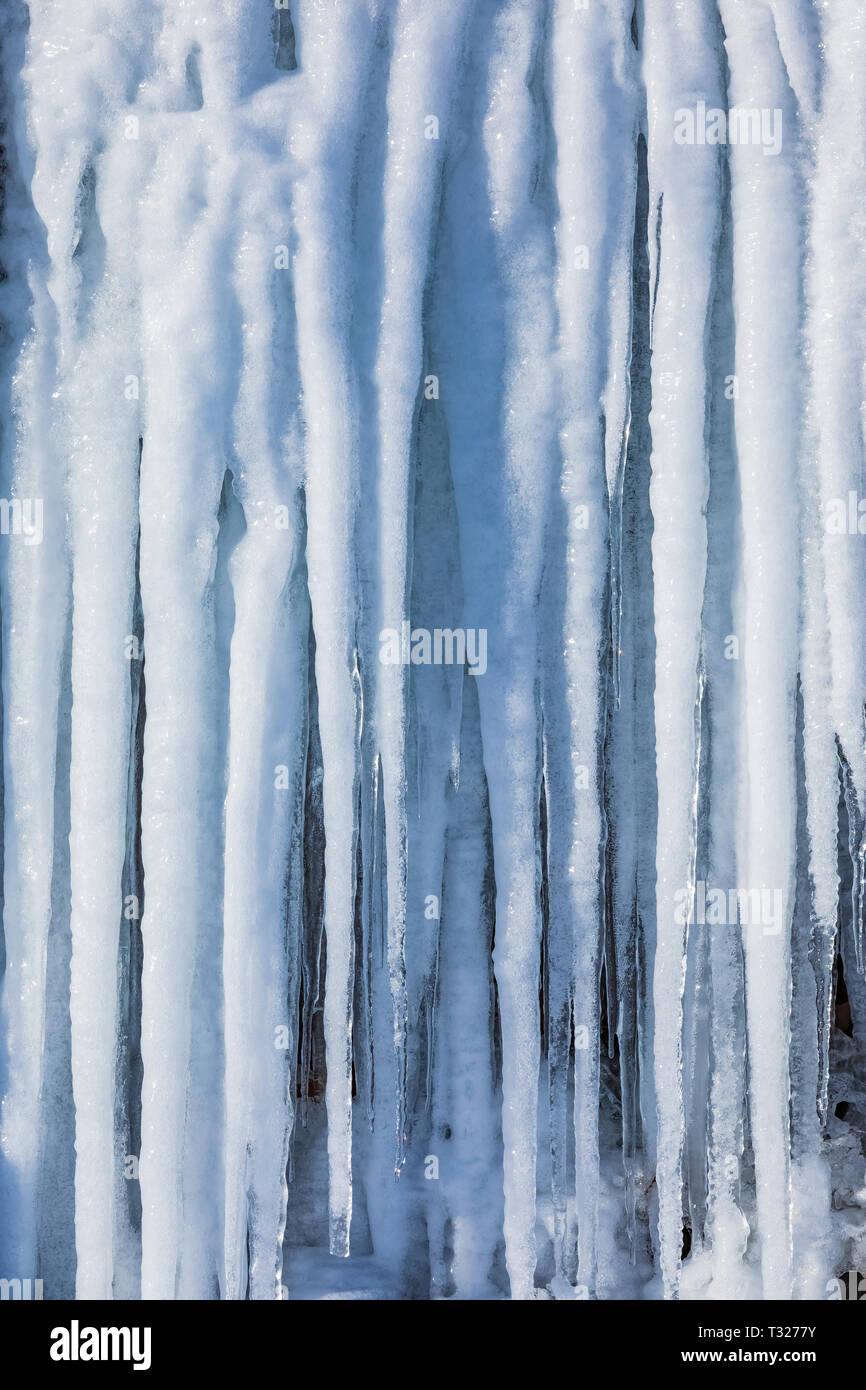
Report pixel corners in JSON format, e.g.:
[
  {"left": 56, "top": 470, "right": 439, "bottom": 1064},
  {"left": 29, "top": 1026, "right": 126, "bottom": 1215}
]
[{"left": 0, "top": 0, "right": 865, "bottom": 1301}]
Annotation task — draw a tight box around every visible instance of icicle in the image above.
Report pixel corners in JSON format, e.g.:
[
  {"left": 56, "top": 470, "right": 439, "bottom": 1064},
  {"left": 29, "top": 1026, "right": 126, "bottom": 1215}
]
[
  {"left": 794, "top": 298, "right": 840, "bottom": 1298},
  {"left": 608, "top": 127, "right": 654, "bottom": 1267},
  {"left": 291, "top": 0, "right": 375, "bottom": 1255},
  {"left": 542, "top": 727, "right": 572, "bottom": 1288},
  {"left": 799, "top": 360, "right": 839, "bottom": 1129},
  {"left": 136, "top": 96, "right": 242, "bottom": 1297},
  {"left": 355, "top": 703, "right": 377, "bottom": 1128},
  {"left": 789, "top": 684, "right": 834, "bottom": 1298},
  {"left": 222, "top": 163, "right": 307, "bottom": 1298},
  {"left": 807, "top": 0, "right": 866, "bottom": 979},
  {"left": 0, "top": 6, "right": 71, "bottom": 1284},
  {"left": 545, "top": 0, "right": 638, "bottom": 1297},
  {"left": 701, "top": 137, "right": 749, "bottom": 1297},
  {"left": 461, "top": 0, "right": 556, "bottom": 1300},
  {"left": 642, "top": 0, "right": 723, "bottom": 1296},
  {"left": 718, "top": 0, "right": 802, "bottom": 1300},
  {"left": 20, "top": 3, "right": 149, "bottom": 1299},
  {"left": 64, "top": 163, "right": 141, "bottom": 1302},
  {"left": 430, "top": 675, "right": 502, "bottom": 1299},
  {"left": 373, "top": 0, "right": 472, "bottom": 1179},
  {"left": 404, "top": 355, "right": 464, "bottom": 1115}
]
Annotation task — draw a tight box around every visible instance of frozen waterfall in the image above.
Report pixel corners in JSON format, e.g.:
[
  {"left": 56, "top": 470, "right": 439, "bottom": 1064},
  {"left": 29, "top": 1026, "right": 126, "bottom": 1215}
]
[{"left": 0, "top": 0, "right": 865, "bottom": 1303}]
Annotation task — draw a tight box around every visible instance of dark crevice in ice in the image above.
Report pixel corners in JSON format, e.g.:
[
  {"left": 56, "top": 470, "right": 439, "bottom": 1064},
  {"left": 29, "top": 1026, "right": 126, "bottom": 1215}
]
[
  {"left": 113, "top": 446, "right": 145, "bottom": 1299},
  {"left": 273, "top": 3, "right": 297, "bottom": 73},
  {"left": 36, "top": 609, "right": 75, "bottom": 1299}
]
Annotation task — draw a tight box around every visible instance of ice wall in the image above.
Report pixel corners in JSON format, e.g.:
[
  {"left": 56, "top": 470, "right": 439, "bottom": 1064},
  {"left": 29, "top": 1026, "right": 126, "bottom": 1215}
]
[{"left": 0, "top": 0, "right": 864, "bottom": 1301}]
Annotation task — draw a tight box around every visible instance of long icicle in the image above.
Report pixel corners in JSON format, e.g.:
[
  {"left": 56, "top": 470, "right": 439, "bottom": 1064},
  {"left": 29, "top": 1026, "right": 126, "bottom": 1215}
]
[
  {"left": 643, "top": 0, "right": 722, "bottom": 1298},
  {"left": 718, "top": 0, "right": 802, "bottom": 1301},
  {"left": 373, "top": 0, "right": 473, "bottom": 1181},
  {"left": 547, "top": 0, "right": 638, "bottom": 1297},
  {"left": 291, "top": 0, "right": 375, "bottom": 1256}
]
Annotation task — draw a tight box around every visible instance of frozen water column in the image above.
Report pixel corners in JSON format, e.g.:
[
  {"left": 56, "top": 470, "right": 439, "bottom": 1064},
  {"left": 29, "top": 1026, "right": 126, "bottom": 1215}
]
[{"left": 719, "top": 0, "right": 801, "bottom": 1301}]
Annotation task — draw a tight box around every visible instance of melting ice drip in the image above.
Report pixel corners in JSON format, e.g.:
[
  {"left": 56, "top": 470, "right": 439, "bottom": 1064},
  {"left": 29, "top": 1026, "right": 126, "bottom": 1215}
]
[{"left": 0, "top": 0, "right": 864, "bottom": 1302}]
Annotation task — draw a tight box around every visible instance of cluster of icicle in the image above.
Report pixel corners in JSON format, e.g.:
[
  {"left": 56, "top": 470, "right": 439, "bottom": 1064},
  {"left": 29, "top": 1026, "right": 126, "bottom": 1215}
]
[{"left": 0, "top": 0, "right": 865, "bottom": 1302}]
